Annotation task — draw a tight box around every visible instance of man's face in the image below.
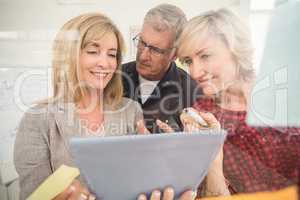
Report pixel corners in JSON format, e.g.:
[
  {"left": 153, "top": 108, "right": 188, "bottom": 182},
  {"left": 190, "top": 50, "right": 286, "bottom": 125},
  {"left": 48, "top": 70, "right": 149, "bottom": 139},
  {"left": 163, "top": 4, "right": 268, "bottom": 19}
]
[{"left": 136, "top": 23, "right": 175, "bottom": 81}]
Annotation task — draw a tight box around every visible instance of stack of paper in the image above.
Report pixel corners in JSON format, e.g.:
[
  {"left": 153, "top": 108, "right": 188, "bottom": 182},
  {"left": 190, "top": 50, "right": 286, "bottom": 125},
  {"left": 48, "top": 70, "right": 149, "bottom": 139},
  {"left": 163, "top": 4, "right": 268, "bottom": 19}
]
[{"left": 27, "top": 165, "right": 80, "bottom": 200}]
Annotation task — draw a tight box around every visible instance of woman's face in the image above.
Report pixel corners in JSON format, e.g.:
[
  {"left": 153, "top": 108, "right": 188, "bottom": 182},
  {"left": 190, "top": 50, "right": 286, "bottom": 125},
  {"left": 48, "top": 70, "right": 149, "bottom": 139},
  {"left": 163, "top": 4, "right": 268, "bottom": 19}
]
[
  {"left": 181, "top": 35, "right": 237, "bottom": 95},
  {"left": 79, "top": 33, "right": 118, "bottom": 91}
]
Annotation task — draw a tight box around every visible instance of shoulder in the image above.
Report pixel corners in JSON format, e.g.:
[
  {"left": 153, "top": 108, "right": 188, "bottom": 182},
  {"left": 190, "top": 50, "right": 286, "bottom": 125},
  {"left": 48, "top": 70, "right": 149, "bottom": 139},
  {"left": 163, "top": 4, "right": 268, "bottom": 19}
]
[
  {"left": 168, "top": 62, "right": 189, "bottom": 79},
  {"left": 176, "top": 66, "right": 197, "bottom": 85},
  {"left": 121, "top": 61, "right": 139, "bottom": 95},
  {"left": 118, "top": 97, "right": 142, "bottom": 113},
  {"left": 18, "top": 101, "right": 66, "bottom": 132},
  {"left": 19, "top": 103, "right": 51, "bottom": 128},
  {"left": 122, "top": 61, "right": 137, "bottom": 72},
  {"left": 15, "top": 102, "right": 54, "bottom": 153},
  {"left": 176, "top": 66, "right": 189, "bottom": 78},
  {"left": 169, "top": 63, "right": 197, "bottom": 86}
]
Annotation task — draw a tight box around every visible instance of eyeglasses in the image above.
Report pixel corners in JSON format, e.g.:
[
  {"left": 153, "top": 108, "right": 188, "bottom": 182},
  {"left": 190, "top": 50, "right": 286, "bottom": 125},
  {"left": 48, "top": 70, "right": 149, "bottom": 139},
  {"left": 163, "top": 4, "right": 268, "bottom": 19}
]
[{"left": 132, "top": 35, "right": 174, "bottom": 57}]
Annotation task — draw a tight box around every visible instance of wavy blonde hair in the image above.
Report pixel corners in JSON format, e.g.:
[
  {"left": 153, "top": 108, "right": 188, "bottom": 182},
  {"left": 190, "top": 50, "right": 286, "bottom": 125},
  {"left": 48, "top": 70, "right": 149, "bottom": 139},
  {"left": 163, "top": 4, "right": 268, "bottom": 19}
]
[
  {"left": 177, "top": 8, "right": 255, "bottom": 99},
  {"left": 50, "top": 12, "right": 125, "bottom": 107}
]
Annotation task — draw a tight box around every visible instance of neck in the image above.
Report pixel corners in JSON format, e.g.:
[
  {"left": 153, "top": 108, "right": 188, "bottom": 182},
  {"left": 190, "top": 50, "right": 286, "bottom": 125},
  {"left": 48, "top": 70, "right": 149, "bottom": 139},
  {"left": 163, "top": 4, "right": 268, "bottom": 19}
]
[
  {"left": 77, "top": 90, "right": 105, "bottom": 134},
  {"left": 79, "top": 89, "right": 104, "bottom": 113},
  {"left": 219, "top": 92, "right": 247, "bottom": 111},
  {"left": 218, "top": 82, "right": 252, "bottom": 111}
]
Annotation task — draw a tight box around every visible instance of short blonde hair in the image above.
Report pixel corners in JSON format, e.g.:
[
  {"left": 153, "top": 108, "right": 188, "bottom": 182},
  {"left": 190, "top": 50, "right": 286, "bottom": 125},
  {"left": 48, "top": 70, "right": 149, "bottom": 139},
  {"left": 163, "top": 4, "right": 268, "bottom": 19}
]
[
  {"left": 177, "top": 8, "right": 255, "bottom": 82},
  {"left": 51, "top": 12, "right": 125, "bottom": 107}
]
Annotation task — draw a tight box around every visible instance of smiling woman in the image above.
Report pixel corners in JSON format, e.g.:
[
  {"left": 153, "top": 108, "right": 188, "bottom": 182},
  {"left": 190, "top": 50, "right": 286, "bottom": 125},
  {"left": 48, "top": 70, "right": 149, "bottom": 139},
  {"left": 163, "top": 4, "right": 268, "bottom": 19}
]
[
  {"left": 13, "top": 12, "right": 147, "bottom": 200},
  {"left": 177, "top": 8, "right": 300, "bottom": 195},
  {"left": 79, "top": 34, "right": 118, "bottom": 94},
  {"left": 51, "top": 13, "right": 124, "bottom": 108}
]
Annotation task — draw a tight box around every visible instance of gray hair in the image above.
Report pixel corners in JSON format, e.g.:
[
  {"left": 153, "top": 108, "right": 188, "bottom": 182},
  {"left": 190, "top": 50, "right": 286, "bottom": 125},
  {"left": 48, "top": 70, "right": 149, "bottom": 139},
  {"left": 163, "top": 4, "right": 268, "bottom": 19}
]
[{"left": 144, "top": 3, "right": 187, "bottom": 44}]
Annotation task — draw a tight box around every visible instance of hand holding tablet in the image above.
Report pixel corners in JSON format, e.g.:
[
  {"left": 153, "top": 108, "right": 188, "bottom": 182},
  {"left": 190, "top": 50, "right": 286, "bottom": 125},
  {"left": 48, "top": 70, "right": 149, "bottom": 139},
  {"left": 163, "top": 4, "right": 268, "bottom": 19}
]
[{"left": 70, "top": 130, "right": 227, "bottom": 200}]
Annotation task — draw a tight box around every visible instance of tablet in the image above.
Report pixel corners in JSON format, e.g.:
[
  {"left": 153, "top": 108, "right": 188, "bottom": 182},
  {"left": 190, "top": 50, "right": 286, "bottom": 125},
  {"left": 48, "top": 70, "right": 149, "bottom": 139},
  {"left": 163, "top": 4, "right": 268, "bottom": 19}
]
[{"left": 70, "top": 131, "right": 227, "bottom": 200}]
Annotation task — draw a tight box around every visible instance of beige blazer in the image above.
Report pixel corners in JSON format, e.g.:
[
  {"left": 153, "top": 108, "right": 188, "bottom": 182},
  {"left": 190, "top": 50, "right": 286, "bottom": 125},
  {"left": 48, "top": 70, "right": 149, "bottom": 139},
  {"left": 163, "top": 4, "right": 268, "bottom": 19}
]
[{"left": 14, "top": 97, "right": 143, "bottom": 200}]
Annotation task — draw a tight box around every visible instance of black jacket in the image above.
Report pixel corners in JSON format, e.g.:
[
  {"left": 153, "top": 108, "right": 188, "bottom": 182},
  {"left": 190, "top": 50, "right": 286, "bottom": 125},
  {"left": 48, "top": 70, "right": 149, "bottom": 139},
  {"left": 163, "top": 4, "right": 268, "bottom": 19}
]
[{"left": 122, "top": 61, "right": 202, "bottom": 133}]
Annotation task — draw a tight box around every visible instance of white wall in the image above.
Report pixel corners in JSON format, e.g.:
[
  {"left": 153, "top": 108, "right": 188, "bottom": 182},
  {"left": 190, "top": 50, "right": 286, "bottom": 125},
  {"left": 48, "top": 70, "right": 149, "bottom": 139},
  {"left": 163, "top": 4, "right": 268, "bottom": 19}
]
[{"left": 0, "top": 0, "right": 247, "bottom": 67}]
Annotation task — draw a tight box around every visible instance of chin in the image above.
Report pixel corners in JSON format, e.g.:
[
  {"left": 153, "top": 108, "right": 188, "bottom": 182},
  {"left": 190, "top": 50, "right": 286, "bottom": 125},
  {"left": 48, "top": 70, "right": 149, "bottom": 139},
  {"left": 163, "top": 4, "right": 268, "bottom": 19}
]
[
  {"left": 86, "top": 81, "right": 109, "bottom": 92},
  {"left": 203, "top": 86, "right": 220, "bottom": 96},
  {"left": 137, "top": 68, "right": 151, "bottom": 79}
]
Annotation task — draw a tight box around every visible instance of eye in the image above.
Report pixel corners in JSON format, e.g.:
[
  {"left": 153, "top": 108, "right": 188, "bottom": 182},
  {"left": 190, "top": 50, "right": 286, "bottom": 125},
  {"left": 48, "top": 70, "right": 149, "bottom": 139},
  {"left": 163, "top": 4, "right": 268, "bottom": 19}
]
[
  {"left": 108, "top": 53, "right": 117, "bottom": 58},
  {"left": 139, "top": 39, "right": 147, "bottom": 48},
  {"left": 87, "top": 51, "right": 97, "bottom": 54},
  {"left": 86, "top": 49, "right": 98, "bottom": 54},
  {"left": 182, "top": 57, "right": 192, "bottom": 65},
  {"left": 200, "top": 54, "right": 210, "bottom": 59},
  {"left": 151, "top": 46, "right": 164, "bottom": 55}
]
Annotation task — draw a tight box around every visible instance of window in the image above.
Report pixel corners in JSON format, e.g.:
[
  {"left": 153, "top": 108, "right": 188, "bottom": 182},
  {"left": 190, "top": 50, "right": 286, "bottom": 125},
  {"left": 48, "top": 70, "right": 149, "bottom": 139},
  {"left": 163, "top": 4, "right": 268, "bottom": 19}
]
[{"left": 249, "top": 0, "right": 288, "bottom": 72}]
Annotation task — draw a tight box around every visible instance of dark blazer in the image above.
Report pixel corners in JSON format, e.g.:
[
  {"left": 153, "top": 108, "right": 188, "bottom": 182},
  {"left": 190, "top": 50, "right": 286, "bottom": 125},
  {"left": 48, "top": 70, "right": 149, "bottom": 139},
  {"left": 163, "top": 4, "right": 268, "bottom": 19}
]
[{"left": 122, "top": 61, "right": 202, "bottom": 133}]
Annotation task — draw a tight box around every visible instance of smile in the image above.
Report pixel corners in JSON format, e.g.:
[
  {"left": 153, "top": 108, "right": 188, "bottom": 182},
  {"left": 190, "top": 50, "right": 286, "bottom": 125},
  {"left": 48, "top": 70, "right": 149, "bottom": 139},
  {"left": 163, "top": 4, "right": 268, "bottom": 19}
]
[{"left": 90, "top": 71, "right": 110, "bottom": 78}]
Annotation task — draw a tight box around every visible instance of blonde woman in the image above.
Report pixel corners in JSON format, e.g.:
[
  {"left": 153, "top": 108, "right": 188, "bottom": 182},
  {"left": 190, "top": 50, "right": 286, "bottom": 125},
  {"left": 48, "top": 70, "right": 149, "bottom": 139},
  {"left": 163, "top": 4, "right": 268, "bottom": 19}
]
[
  {"left": 14, "top": 12, "right": 197, "bottom": 200},
  {"left": 13, "top": 12, "right": 144, "bottom": 200},
  {"left": 177, "top": 8, "right": 300, "bottom": 194}
]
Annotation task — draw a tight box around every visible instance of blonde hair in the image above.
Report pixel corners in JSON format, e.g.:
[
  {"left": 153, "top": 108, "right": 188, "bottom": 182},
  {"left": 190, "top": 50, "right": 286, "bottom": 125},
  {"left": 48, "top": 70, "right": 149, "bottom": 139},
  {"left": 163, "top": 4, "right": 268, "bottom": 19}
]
[
  {"left": 177, "top": 8, "right": 255, "bottom": 101},
  {"left": 177, "top": 8, "right": 255, "bottom": 82},
  {"left": 51, "top": 12, "right": 125, "bottom": 107}
]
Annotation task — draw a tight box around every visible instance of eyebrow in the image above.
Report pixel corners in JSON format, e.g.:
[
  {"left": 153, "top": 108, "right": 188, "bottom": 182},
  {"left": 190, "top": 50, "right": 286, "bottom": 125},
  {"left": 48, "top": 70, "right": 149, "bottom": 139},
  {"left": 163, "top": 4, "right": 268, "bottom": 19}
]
[
  {"left": 139, "top": 37, "right": 162, "bottom": 49},
  {"left": 108, "top": 48, "right": 117, "bottom": 52},
  {"left": 86, "top": 42, "right": 100, "bottom": 48},
  {"left": 196, "top": 48, "right": 209, "bottom": 55},
  {"left": 85, "top": 42, "right": 118, "bottom": 51}
]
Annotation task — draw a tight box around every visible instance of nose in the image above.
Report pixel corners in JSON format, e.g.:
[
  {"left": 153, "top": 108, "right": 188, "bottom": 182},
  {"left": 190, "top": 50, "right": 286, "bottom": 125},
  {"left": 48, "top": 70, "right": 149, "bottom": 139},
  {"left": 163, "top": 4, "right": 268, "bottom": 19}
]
[
  {"left": 189, "top": 59, "right": 205, "bottom": 79},
  {"left": 96, "top": 53, "right": 110, "bottom": 68}
]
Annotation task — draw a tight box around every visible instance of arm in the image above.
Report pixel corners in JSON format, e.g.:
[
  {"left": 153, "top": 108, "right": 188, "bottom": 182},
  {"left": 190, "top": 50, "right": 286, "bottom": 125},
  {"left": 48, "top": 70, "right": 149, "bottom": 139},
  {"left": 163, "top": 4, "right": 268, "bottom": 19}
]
[
  {"left": 14, "top": 109, "right": 52, "bottom": 200},
  {"left": 14, "top": 107, "right": 94, "bottom": 200},
  {"left": 132, "top": 101, "right": 150, "bottom": 135}
]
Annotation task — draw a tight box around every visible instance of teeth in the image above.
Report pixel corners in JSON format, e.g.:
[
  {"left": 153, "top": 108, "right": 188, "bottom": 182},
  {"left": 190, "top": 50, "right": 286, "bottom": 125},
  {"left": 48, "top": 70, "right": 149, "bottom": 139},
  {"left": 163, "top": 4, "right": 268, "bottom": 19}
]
[{"left": 91, "top": 71, "right": 109, "bottom": 77}]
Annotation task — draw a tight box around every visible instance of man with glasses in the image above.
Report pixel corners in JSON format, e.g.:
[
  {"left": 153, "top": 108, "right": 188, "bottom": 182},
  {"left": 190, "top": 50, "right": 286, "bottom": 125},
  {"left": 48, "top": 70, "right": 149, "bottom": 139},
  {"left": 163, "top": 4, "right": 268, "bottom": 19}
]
[{"left": 122, "top": 4, "right": 202, "bottom": 133}]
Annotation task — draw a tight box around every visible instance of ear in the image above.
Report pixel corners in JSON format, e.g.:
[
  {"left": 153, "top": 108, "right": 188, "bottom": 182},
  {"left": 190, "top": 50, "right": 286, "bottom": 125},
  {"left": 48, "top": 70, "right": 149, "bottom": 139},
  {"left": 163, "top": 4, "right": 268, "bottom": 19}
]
[{"left": 169, "top": 48, "right": 177, "bottom": 61}]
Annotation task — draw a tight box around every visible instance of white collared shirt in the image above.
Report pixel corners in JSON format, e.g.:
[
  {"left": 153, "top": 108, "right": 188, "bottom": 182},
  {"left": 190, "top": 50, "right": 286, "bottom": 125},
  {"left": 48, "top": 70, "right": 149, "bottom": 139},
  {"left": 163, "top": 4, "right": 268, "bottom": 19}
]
[{"left": 138, "top": 75, "right": 159, "bottom": 104}]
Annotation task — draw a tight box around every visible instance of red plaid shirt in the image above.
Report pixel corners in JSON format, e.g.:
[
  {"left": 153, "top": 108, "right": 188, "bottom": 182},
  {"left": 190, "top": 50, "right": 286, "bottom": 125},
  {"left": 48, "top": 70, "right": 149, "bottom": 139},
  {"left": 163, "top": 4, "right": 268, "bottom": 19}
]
[{"left": 193, "top": 97, "right": 300, "bottom": 194}]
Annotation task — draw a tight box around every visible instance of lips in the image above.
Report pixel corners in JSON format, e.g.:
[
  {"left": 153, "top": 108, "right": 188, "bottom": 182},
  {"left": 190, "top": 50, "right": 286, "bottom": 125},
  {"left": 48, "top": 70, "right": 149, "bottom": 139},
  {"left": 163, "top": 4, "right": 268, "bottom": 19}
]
[
  {"left": 90, "top": 71, "right": 110, "bottom": 78},
  {"left": 197, "top": 76, "right": 216, "bottom": 87},
  {"left": 139, "top": 62, "right": 151, "bottom": 68}
]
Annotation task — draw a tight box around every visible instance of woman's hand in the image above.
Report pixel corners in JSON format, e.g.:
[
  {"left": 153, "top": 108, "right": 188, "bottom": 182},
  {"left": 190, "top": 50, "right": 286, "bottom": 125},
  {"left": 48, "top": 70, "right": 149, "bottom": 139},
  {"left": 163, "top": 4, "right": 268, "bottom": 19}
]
[
  {"left": 53, "top": 180, "right": 95, "bottom": 200},
  {"left": 180, "top": 108, "right": 220, "bottom": 132},
  {"left": 136, "top": 119, "right": 174, "bottom": 134},
  {"left": 156, "top": 108, "right": 220, "bottom": 133},
  {"left": 136, "top": 120, "right": 151, "bottom": 134},
  {"left": 137, "top": 187, "right": 196, "bottom": 200},
  {"left": 157, "top": 111, "right": 230, "bottom": 196}
]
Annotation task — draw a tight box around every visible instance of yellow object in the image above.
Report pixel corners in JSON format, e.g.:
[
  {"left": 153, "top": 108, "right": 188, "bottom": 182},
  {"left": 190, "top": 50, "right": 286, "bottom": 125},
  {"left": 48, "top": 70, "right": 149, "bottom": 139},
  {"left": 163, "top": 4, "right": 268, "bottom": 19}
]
[
  {"left": 27, "top": 165, "right": 80, "bottom": 200},
  {"left": 201, "top": 185, "right": 298, "bottom": 200},
  {"left": 175, "top": 58, "right": 188, "bottom": 72}
]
